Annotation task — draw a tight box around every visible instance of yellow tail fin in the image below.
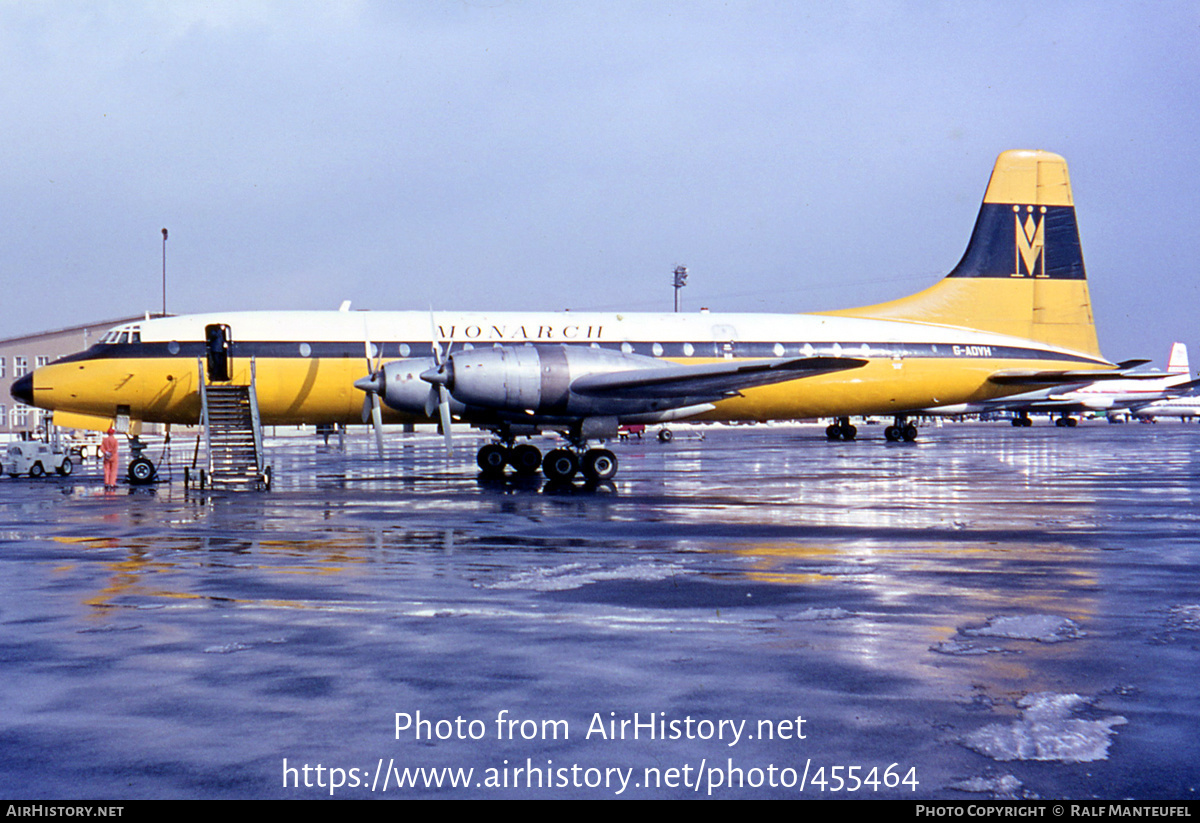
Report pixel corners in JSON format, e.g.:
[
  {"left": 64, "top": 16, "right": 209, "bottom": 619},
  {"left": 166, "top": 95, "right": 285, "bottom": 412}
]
[{"left": 819, "top": 150, "right": 1102, "bottom": 358}]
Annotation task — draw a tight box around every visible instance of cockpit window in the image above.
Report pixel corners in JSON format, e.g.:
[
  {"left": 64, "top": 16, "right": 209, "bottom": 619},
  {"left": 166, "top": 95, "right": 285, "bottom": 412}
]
[{"left": 101, "top": 325, "right": 141, "bottom": 344}]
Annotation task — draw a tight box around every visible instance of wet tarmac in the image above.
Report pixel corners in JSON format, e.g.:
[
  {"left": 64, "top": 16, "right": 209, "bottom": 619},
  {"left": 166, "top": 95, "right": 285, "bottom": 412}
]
[{"left": 1, "top": 422, "right": 1198, "bottom": 799}]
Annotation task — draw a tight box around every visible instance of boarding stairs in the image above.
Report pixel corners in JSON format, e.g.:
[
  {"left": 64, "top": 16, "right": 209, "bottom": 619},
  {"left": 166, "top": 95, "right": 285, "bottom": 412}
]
[{"left": 193, "top": 358, "right": 271, "bottom": 490}]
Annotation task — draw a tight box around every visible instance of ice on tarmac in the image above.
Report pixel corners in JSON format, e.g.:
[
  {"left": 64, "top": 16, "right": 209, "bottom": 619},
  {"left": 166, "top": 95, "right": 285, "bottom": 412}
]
[
  {"left": 947, "top": 773, "right": 1030, "bottom": 800},
  {"left": 1165, "top": 604, "right": 1200, "bottom": 630},
  {"left": 930, "top": 639, "right": 1007, "bottom": 656},
  {"left": 962, "top": 693, "right": 1127, "bottom": 763},
  {"left": 483, "top": 561, "right": 688, "bottom": 592},
  {"left": 962, "top": 614, "right": 1085, "bottom": 643},
  {"left": 782, "top": 607, "right": 853, "bottom": 621}
]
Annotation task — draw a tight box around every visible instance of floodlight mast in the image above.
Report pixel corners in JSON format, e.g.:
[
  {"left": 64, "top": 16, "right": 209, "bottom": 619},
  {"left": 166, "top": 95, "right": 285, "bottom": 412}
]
[
  {"left": 161, "top": 228, "right": 168, "bottom": 317},
  {"left": 673, "top": 265, "right": 688, "bottom": 312}
]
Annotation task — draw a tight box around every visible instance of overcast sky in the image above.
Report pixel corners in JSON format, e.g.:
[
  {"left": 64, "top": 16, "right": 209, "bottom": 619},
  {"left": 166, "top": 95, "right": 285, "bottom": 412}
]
[{"left": 3, "top": 1, "right": 1197, "bottom": 363}]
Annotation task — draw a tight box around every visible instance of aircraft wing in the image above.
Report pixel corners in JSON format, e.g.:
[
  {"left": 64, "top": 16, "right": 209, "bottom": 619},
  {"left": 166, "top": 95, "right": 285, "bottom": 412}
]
[{"left": 570, "top": 356, "right": 868, "bottom": 399}]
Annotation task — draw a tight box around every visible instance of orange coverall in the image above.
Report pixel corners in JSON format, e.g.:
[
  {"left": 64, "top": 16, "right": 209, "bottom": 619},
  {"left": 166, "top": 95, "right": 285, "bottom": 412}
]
[{"left": 101, "top": 432, "right": 119, "bottom": 487}]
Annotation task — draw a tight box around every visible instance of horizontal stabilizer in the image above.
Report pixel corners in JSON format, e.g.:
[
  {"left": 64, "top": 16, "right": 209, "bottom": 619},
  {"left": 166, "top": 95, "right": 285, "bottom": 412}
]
[
  {"left": 571, "top": 356, "right": 867, "bottom": 399},
  {"left": 1166, "top": 377, "right": 1200, "bottom": 394},
  {"left": 988, "top": 361, "right": 1152, "bottom": 386}
]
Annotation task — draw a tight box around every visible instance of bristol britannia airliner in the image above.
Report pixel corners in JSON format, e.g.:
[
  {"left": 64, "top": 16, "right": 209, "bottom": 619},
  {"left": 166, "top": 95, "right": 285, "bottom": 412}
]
[{"left": 12, "top": 150, "right": 1133, "bottom": 482}]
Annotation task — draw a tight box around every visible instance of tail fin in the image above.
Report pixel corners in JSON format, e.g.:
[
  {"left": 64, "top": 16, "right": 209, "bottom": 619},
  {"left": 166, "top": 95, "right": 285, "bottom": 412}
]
[
  {"left": 818, "top": 150, "right": 1103, "bottom": 358},
  {"left": 1167, "top": 342, "right": 1189, "bottom": 375}
]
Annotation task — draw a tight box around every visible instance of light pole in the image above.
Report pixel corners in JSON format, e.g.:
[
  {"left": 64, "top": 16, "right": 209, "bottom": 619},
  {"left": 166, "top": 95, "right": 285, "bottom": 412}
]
[
  {"left": 161, "top": 228, "right": 168, "bottom": 317},
  {"left": 673, "top": 265, "right": 688, "bottom": 312}
]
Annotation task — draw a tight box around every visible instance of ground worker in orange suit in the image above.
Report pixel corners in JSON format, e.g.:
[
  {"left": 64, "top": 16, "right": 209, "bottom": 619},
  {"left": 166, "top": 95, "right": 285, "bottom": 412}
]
[{"left": 101, "top": 428, "right": 119, "bottom": 489}]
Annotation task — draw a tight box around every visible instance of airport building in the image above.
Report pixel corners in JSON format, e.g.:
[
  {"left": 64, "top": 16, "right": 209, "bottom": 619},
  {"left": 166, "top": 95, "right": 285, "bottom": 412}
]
[{"left": 0, "top": 316, "right": 146, "bottom": 436}]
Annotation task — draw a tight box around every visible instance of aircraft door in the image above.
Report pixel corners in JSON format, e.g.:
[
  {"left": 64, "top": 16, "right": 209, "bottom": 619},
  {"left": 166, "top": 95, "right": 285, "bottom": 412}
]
[
  {"left": 205, "top": 324, "right": 232, "bottom": 382},
  {"left": 711, "top": 324, "right": 738, "bottom": 359}
]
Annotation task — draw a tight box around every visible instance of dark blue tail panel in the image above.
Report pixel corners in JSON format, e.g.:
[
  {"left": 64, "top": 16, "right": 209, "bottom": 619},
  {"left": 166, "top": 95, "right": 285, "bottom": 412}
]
[{"left": 948, "top": 203, "right": 1085, "bottom": 280}]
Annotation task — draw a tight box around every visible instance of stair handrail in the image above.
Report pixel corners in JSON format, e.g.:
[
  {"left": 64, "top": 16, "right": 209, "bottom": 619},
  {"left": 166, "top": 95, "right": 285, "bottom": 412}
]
[
  {"left": 198, "top": 357, "right": 213, "bottom": 478},
  {"left": 248, "top": 357, "right": 265, "bottom": 476}
]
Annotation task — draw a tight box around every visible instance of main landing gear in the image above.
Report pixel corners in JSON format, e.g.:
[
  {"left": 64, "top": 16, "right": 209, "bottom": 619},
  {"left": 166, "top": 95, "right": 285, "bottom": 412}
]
[
  {"left": 1054, "top": 415, "right": 1079, "bottom": 427},
  {"left": 826, "top": 416, "right": 920, "bottom": 442},
  {"left": 476, "top": 440, "right": 619, "bottom": 483},
  {"left": 825, "top": 417, "right": 857, "bottom": 441},
  {"left": 884, "top": 416, "right": 919, "bottom": 442},
  {"left": 1011, "top": 412, "right": 1033, "bottom": 427}
]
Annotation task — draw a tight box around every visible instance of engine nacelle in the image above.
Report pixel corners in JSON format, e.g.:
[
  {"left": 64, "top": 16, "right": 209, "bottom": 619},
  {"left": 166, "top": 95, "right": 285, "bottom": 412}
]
[
  {"left": 439, "top": 344, "right": 691, "bottom": 417},
  {"left": 378, "top": 357, "right": 466, "bottom": 417},
  {"left": 442, "top": 346, "right": 545, "bottom": 410}
]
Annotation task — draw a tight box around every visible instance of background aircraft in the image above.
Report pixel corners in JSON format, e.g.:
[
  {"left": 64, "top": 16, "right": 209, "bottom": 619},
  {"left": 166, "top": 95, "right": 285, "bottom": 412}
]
[
  {"left": 1127, "top": 390, "right": 1200, "bottom": 422},
  {"left": 926, "top": 343, "right": 1197, "bottom": 426}
]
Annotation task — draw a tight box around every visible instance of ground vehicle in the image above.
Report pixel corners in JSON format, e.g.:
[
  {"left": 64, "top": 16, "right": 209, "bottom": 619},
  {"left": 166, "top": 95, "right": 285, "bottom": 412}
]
[
  {"left": 66, "top": 432, "right": 103, "bottom": 460},
  {"left": 3, "top": 441, "right": 73, "bottom": 478}
]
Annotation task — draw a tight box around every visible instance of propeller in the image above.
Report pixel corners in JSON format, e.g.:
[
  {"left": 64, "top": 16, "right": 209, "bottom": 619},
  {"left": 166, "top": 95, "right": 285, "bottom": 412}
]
[
  {"left": 354, "top": 322, "right": 386, "bottom": 456},
  {"left": 424, "top": 312, "right": 453, "bottom": 456}
]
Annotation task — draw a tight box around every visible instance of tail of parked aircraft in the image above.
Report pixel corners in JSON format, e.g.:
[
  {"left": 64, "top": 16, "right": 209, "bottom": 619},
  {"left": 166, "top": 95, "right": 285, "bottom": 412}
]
[
  {"left": 1167, "top": 342, "right": 1189, "bottom": 375},
  {"left": 820, "top": 150, "right": 1103, "bottom": 358}
]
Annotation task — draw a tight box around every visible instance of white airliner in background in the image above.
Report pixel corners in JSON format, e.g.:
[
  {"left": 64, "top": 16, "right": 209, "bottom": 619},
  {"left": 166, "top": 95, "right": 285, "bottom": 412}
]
[{"left": 1127, "top": 391, "right": 1200, "bottom": 422}]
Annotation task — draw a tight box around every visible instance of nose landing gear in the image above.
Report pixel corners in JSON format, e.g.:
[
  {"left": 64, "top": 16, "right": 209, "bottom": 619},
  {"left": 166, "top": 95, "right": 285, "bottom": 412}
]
[{"left": 126, "top": 437, "right": 159, "bottom": 485}]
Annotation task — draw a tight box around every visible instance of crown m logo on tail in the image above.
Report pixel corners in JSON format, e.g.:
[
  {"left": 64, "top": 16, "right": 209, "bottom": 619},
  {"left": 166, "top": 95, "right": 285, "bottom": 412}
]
[{"left": 1014, "top": 205, "right": 1047, "bottom": 277}]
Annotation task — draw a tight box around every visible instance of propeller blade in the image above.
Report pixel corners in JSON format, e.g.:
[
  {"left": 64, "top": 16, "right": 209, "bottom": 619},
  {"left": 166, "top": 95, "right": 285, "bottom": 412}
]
[
  {"left": 369, "top": 394, "right": 385, "bottom": 457},
  {"left": 438, "top": 385, "right": 453, "bottom": 456},
  {"left": 428, "top": 311, "right": 452, "bottom": 454},
  {"left": 359, "top": 318, "right": 385, "bottom": 456},
  {"left": 364, "top": 322, "right": 380, "bottom": 376},
  {"left": 429, "top": 310, "right": 442, "bottom": 364}
]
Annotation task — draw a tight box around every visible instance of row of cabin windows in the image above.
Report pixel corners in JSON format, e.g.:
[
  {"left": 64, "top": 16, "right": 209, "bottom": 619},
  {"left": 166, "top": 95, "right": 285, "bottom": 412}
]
[{"left": 302, "top": 341, "right": 872, "bottom": 358}]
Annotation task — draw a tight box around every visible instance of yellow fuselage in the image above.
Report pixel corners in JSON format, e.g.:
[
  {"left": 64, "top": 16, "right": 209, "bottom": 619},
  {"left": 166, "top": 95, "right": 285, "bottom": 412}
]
[{"left": 25, "top": 308, "right": 1111, "bottom": 430}]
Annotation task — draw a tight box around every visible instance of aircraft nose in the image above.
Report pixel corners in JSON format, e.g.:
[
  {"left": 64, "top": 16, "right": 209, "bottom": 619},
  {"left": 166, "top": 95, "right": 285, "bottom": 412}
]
[{"left": 10, "top": 372, "right": 34, "bottom": 405}]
